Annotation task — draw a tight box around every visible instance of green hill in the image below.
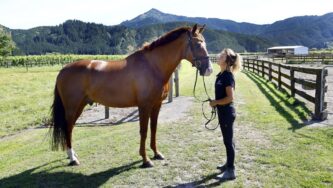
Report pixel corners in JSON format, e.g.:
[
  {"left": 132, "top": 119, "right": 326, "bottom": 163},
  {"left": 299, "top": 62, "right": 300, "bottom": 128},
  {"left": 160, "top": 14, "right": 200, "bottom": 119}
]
[{"left": 10, "top": 20, "right": 272, "bottom": 55}]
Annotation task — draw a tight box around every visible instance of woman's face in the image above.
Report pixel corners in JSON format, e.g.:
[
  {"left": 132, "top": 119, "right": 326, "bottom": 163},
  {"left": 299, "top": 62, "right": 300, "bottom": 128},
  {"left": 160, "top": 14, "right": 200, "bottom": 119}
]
[{"left": 218, "top": 52, "right": 227, "bottom": 67}]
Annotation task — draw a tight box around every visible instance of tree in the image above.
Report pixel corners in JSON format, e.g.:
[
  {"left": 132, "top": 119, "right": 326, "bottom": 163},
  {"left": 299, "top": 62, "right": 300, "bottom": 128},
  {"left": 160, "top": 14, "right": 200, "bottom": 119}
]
[{"left": 0, "top": 30, "right": 15, "bottom": 57}]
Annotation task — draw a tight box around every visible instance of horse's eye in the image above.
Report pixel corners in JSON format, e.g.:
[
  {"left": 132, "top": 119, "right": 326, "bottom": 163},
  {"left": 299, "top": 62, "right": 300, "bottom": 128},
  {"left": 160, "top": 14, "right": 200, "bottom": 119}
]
[{"left": 195, "top": 43, "right": 201, "bottom": 48}]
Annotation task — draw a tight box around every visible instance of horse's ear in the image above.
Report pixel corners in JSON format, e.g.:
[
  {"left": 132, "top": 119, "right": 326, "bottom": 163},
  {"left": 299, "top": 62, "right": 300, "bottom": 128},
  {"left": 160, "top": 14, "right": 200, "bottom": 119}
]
[
  {"left": 192, "top": 24, "right": 198, "bottom": 35},
  {"left": 199, "top": 24, "right": 206, "bottom": 33}
]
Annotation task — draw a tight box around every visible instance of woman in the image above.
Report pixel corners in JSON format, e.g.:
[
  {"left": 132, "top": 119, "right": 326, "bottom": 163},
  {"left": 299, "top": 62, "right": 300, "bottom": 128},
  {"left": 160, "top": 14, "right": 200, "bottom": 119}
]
[{"left": 209, "top": 48, "right": 242, "bottom": 181}]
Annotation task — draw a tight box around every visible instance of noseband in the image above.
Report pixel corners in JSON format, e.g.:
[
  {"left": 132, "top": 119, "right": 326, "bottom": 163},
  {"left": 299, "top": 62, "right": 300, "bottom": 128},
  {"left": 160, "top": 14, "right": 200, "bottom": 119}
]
[{"left": 187, "top": 31, "right": 210, "bottom": 70}]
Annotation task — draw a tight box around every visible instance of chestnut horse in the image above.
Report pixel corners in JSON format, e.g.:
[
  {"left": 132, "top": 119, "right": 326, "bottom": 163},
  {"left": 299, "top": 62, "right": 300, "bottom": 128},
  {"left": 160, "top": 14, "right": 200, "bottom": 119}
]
[{"left": 50, "top": 24, "right": 213, "bottom": 168}]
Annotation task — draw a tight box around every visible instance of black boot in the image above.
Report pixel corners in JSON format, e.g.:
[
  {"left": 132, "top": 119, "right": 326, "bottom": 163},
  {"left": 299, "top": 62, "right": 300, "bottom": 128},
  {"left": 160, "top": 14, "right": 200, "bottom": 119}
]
[{"left": 216, "top": 164, "right": 227, "bottom": 172}]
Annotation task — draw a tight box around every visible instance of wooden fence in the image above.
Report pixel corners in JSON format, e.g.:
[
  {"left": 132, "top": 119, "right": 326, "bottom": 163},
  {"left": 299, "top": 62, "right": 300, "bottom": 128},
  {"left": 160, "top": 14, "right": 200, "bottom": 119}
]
[{"left": 243, "top": 58, "right": 328, "bottom": 120}]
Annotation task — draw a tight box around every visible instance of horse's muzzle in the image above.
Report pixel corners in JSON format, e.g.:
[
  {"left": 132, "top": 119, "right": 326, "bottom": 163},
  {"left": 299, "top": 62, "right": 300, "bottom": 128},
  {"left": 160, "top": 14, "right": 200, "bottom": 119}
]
[{"left": 202, "top": 61, "right": 213, "bottom": 76}]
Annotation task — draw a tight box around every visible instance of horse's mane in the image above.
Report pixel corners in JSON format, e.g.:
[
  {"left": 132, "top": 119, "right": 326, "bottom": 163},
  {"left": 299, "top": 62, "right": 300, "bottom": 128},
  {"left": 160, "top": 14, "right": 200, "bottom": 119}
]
[{"left": 141, "top": 26, "right": 191, "bottom": 51}]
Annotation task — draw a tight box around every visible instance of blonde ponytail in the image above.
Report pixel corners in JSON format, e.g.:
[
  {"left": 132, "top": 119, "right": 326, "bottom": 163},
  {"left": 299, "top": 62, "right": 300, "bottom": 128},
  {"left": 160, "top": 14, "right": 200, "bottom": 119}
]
[{"left": 232, "top": 53, "right": 242, "bottom": 73}]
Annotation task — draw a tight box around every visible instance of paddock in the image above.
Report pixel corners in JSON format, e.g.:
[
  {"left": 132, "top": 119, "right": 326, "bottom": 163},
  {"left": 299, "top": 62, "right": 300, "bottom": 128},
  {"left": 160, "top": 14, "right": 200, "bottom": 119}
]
[{"left": 0, "top": 62, "right": 332, "bottom": 187}]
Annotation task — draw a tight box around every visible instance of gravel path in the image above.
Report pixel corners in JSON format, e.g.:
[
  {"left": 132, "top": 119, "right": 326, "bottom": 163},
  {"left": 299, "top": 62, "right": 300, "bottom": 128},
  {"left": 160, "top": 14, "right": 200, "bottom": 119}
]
[{"left": 76, "top": 96, "right": 193, "bottom": 125}]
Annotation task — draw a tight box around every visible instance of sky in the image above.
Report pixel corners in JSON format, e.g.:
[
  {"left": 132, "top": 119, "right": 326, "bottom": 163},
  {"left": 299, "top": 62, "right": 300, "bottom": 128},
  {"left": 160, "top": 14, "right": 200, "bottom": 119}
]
[{"left": 1, "top": 0, "right": 333, "bottom": 29}]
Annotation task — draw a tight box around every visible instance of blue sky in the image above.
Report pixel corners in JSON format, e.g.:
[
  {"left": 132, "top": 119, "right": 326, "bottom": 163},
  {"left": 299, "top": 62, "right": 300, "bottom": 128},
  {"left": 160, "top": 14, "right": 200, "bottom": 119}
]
[{"left": 1, "top": 0, "right": 333, "bottom": 29}]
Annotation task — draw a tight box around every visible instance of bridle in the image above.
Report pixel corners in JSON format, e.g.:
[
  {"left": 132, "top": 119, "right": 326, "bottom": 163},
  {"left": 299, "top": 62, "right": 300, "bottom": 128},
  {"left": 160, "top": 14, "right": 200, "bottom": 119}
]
[
  {"left": 187, "top": 31, "right": 219, "bottom": 130},
  {"left": 187, "top": 31, "right": 210, "bottom": 71}
]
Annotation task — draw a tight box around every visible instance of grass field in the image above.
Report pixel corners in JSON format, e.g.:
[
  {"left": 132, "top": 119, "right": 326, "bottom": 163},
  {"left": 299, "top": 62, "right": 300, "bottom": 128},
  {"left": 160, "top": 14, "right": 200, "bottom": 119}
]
[
  {"left": 0, "top": 66, "right": 62, "bottom": 137},
  {"left": 0, "top": 62, "right": 332, "bottom": 187}
]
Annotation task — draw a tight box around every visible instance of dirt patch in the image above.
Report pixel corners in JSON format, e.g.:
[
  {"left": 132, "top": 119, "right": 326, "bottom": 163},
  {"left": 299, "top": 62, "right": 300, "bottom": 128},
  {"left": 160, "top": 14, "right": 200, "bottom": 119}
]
[{"left": 76, "top": 96, "right": 194, "bottom": 125}]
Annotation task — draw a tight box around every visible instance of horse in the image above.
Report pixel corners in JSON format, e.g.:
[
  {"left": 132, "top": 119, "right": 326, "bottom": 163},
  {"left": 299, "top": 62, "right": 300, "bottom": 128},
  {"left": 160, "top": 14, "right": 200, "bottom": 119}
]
[{"left": 50, "top": 24, "right": 213, "bottom": 168}]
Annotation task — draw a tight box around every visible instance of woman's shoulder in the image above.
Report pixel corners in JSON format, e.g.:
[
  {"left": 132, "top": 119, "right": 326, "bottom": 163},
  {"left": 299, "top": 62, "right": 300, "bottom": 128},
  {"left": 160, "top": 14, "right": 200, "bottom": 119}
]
[{"left": 224, "top": 71, "right": 234, "bottom": 78}]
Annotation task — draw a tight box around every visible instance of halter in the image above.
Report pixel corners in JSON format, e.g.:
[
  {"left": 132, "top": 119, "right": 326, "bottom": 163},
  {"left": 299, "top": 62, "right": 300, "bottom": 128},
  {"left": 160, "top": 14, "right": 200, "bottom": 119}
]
[{"left": 187, "top": 31, "right": 219, "bottom": 130}]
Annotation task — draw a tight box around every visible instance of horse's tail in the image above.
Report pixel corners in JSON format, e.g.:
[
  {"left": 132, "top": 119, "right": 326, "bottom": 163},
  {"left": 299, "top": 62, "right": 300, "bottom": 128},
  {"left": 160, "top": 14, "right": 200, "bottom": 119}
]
[{"left": 50, "top": 84, "right": 67, "bottom": 151}]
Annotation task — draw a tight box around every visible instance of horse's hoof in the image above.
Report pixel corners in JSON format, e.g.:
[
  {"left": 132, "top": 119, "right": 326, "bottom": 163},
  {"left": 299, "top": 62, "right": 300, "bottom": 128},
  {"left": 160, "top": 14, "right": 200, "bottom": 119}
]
[
  {"left": 140, "top": 161, "right": 154, "bottom": 168},
  {"left": 68, "top": 160, "right": 80, "bottom": 166},
  {"left": 153, "top": 153, "right": 165, "bottom": 160}
]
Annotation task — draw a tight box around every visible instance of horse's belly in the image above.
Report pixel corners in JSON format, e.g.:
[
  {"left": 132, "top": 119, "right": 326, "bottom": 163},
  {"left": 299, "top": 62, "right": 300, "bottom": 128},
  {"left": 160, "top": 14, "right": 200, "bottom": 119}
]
[{"left": 88, "top": 88, "right": 137, "bottom": 108}]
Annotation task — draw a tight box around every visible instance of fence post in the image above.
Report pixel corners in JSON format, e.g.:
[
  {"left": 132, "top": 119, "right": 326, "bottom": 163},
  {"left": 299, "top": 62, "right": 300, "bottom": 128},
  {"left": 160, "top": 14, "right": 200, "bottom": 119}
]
[
  {"left": 168, "top": 73, "right": 174, "bottom": 102},
  {"left": 269, "top": 62, "right": 272, "bottom": 81},
  {"left": 257, "top": 60, "right": 260, "bottom": 75},
  {"left": 261, "top": 61, "right": 265, "bottom": 78},
  {"left": 174, "top": 69, "right": 179, "bottom": 97},
  {"left": 315, "top": 68, "right": 329, "bottom": 120},
  {"left": 105, "top": 106, "right": 109, "bottom": 119},
  {"left": 246, "top": 59, "right": 250, "bottom": 71},
  {"left": 290, "top": 67, "right": 295, "bottom": 97},
  {"left": 278, "top": 64, "right": 282, "bottom": 89},
  {"left": 246, "top": 59, "right": 249, "bottom": 70}
]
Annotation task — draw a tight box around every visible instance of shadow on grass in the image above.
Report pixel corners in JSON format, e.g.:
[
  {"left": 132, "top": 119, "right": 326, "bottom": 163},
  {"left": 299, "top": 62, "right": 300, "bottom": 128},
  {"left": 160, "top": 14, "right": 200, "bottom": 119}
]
[
  {"left": 243, "top": 70, "right": 313, "bottom": 131},
  {"left": 164, "top": 172, "right": 228, "bottom": 188},
  {"left": 77, "top": 109, "right": 139, "bottom": 127},
  {"left": 0, "top": 160, "right": 141, "bottom": 188}
]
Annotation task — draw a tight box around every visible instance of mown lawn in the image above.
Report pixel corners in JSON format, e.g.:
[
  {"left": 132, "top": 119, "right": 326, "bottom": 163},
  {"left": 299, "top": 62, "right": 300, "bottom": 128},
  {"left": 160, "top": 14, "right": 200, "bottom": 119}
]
[
  {"left": 0, "top": 62, "right": 332, "bottom": 187},
  {"left": 0, "top": 66, "right": 62, "bottom": 137}
]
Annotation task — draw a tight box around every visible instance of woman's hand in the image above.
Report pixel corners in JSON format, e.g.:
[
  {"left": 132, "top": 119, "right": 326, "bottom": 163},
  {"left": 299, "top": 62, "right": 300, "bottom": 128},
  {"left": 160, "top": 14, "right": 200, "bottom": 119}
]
[{"left": 209, "top": 100, "right": 217, "bottom": 107}]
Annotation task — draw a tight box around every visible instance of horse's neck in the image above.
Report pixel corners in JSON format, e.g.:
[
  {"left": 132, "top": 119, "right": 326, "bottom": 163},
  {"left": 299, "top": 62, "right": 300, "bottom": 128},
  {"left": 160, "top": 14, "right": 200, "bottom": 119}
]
[{"left": 147, "top": 38, "right": 187, "bottom": 83}]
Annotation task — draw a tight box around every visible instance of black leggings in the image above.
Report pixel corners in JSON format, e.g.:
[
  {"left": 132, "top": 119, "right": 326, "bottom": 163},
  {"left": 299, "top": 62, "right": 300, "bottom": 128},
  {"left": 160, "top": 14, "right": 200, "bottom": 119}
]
[{"left": 217, "top": 107, "right": 236, "bottom": 169}]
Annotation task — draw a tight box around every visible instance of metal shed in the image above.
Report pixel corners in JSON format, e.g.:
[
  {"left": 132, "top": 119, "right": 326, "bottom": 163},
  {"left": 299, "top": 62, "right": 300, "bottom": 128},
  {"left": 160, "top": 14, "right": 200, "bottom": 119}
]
[{"left": 267, "top": 46, "right": 309, "bottom": 56}]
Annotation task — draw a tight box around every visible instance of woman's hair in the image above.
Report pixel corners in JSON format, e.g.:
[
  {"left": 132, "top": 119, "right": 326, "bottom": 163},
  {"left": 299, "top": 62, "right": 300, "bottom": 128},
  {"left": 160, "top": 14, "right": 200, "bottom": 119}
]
[{"left": 218, "top": 48, "right": 242, "bottom": 73}]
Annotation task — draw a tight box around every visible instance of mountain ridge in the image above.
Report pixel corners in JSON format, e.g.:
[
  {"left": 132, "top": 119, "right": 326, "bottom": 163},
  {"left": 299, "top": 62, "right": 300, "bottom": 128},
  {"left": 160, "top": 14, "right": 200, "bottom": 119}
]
[
  {"left": 121, "top": 9, "right": 333, "bottom": 48},
  {"left": 2, "top": 9, "right": 333, "bottom": 55}
]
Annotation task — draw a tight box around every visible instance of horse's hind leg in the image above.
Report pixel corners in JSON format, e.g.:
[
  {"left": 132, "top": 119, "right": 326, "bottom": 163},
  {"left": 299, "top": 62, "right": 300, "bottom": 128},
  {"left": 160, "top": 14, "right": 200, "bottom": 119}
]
[
  {"left": 64, "top": 97, "right": 87, "bottom": 166},
  {"left": 150, "top": 102, "right": 164, "bottom": 160}
]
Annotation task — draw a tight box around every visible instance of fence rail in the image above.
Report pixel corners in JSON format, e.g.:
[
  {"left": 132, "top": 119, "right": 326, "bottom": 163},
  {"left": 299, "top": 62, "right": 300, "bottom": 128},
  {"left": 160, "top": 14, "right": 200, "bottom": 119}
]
[
  {"left": 271, "top": 54, "right": 333, "bottom": 65},
  {"left": 243, "top": 58, "right": 328, "bottom": 120}
]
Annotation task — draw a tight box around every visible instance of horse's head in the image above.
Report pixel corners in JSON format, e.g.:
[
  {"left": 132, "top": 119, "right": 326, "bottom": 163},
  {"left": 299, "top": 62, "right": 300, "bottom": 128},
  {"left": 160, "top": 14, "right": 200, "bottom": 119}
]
[{"left": 186, "top": 24, "right": 213, "bottom": 76}]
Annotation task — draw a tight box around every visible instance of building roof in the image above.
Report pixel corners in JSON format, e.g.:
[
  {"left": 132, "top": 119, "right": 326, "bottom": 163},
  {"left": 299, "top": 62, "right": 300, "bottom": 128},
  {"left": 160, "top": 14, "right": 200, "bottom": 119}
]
[{"left": 268, "top": 46, "right": 308, "bottom": 50}]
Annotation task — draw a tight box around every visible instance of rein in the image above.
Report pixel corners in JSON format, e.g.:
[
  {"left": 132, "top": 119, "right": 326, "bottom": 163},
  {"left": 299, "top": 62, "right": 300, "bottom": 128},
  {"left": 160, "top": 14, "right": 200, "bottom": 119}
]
[{"left": 192, "top": 69, "right": 219, "bottom": 130}]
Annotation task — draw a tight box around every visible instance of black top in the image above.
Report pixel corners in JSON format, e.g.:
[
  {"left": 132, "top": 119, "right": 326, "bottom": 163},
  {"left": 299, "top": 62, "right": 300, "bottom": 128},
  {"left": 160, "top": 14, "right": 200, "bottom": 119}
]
[{"left": 215, "top": 71, "right": 235, "bottom": 108}]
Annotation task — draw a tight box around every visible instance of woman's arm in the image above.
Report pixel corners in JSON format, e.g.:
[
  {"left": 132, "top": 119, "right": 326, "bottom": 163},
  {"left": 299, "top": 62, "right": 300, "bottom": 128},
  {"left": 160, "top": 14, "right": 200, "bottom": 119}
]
[{"left": 210, "top": 86, "right": 234, "bottom": 107}]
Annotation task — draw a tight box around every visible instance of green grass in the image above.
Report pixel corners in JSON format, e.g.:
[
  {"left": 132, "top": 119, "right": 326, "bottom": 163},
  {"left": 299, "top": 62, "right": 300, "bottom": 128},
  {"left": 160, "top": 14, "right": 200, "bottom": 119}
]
[
  {"left": 0, "top": 66, "right": 62, "bottom": 137},
  {"left": 0, "top": 62, "right": 332, "bottom": 187}
]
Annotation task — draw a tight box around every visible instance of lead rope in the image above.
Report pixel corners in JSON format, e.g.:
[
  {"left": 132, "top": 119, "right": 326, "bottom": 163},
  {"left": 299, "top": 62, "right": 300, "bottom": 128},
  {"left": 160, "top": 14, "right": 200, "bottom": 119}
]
[{"left": 192, "top": 69, "right": 219, "bottom": 130}]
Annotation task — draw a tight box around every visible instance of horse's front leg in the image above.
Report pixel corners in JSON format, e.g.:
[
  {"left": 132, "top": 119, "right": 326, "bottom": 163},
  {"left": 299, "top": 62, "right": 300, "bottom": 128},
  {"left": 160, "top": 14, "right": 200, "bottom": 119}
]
[
  {"left": 150, "top": 102, "right": 165, "bottom": 160},
  {"left": 138, "top": 106, "right": 154, "bottom": 168}
]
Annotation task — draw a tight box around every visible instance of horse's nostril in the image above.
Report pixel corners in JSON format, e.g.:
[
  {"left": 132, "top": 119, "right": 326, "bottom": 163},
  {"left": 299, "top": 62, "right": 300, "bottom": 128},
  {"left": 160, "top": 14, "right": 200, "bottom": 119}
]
[{"left": 204, "top": 67, "right": 213, "bottom": 76}]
